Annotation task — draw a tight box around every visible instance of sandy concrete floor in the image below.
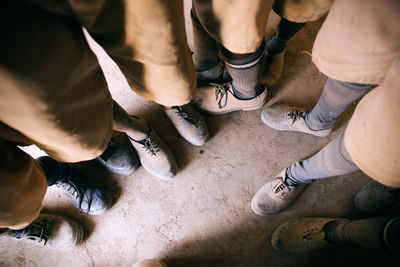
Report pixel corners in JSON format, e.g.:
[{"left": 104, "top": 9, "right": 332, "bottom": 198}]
[{"left": 1, "top": 3, "right": 398, "bottom": 267}]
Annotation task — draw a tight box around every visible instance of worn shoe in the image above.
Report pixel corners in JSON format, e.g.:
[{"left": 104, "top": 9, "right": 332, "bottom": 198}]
[
  {"left": 193, "top": 82, "right": 268, "bottom": 115},
  {"left": 129, "top": 127, "right": 177, "bottom": 180},
  {"left": 95, "top": 137, "right": 140, "bottom": 176},
  {"left": 36, "top": 157, "right": 113, "bottom": 215},
  {"left": 260, "top": 50, "right": 285, "bottom": 85},
  {"left": 271, "top": 217, "right": 347, "bottom": 253},
  {"left": 261, "top": 107, "right": 332, "bottom": 137},
  {"left": 251, "top": 169, "right": 308, "bottom": 215},
  {"left": 165, "top": 104, "right": 209, "bottom": 146},
  {"left": 354, "top": 181, "right": 400, "bottom": 215},
  {"left": 5, "top": 213, "right": 84, "bottom": 250}
]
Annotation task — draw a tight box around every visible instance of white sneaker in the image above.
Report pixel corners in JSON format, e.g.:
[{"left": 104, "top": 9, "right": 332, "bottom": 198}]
[
  {"left": 164, "top": 104, "right": 208, "bottom": 146},
  {"left": 261, "top": 107, "right": 332, "bottom": 137},
  {"left": 193, "top": 82, "right": 268, "bottom": 115},
  {"left": 251, "top": 169, "right": 308, "bottom": 215},
  {"left": 129, "top": 127, "right": 177, "bottom": 180},
  {"left": 271, "top": 217, "right": 346, "bottom": 253},
  {"left": 6, "top": 213, "right": 84, "bottom": 250}
]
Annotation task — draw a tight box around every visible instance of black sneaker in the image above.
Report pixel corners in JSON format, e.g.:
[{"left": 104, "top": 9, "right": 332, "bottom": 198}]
[
  {"left": 36, "top": 156, "right": 113, "bottom": 215},
  {"left": 95, "top": 138, "right": 140, "bottom": 176}
]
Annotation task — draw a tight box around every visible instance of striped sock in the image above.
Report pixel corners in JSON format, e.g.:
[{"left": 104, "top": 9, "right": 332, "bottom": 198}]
[{"left": 222, "top": 40, "right": 265, "bottom": 99}]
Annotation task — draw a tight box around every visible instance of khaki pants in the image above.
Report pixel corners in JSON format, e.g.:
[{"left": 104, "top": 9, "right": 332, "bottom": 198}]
[
  {"left": 0, "top": 1, "right": 115, "bottom": 229},
  {"left": 0, "top": 0, "right": 334, "bottom": 230},
  {"left": 311, "top": 0, "right": 400, "bottom": 186},
  {"left": 0, "top": 141, "right": 47, "bottom": 230},
  {"left": 192, "top": 0, "right": 333, "bottom": 54},
  {"left": 0, "top": 0, "right": 195, "bottom": 229}
]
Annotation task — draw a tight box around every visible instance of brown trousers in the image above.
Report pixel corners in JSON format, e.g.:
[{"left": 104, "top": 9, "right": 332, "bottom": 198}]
[{"left": 0, "top": 0, "right": 194, "bottom": 229}]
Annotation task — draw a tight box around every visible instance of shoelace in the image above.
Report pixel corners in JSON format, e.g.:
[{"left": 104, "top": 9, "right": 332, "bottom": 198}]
[
  {"left": 128, "top": 129, "right": 161, "bottom": 156},
  {"left": 286, "top": 110, "right": 307, "bottom": 124},
  {"left": 274, "top": 180, "right": 291, "bottom": 194},
  {"left": 141, "top": 138, "right": 160, "bottom": 156},
  {"left": 174, "top": 106, "right": 200, "bottom": 128},
  {"left": 56, "top": 178, "right": 92, "bottom": 214},
  {"left": 11, "top": 219, "right": 50, "bottom": 243},
  {"left": 210, "top": 82, "right": 231, "bottom": 109}
]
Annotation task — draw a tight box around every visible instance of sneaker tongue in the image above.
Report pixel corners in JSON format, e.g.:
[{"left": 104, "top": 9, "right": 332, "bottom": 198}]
[{"left": 274, "top": 180, "right": 289, "bottom": 193}]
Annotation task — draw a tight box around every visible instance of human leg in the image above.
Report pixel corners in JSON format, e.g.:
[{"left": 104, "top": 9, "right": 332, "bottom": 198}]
[
  {"left": 191, "top": 7, "right": 224, "bottom": 83},
  {"left": 72, "top": 0, "right": 208, "bottom": 146},
  {"left": 251, "top": 131, "right": 358, "bottom": 215},
  {"left": 0, "top": 141, "right": 83, "bottom": 250},
  {"left": 193, "top": 42, "right": 268, "bottom": 114},
  {"left": 112, "top": 101, "right": 177, "bottom": 179},
  {"left": 271, "top": 216, "right": 400, "bottom": 254},
  {"left": 36, "top": 156, "right": 113, "bottom": 215},
  {"left": 261, "top": 78, "right": 374, "bottom": 136},
  {"left": 221, "top": 43, "right": 265, "bottom": 100},
  {"left": 262, "top": 18, "right": 306, "bottom": 85},
  {"left": 305, "top": 78, "right": 375, "bottom": 131},
  {"left": 0, "top": 140, "right": 47, "bottom": 230},
  {"left": 286, "top": 131, "right": 358, "bottom": 184},
  {"left": 266, "top": 18, "right": 306, "bottom": 56}
]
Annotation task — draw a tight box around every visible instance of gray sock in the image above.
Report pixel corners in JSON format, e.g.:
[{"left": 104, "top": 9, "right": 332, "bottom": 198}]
[
  {"left": 286, "top": 131, "right": 359, "bottom": 184},
  {"left": 222, "top": 40, "right": 265, "bottom": 99},
  {"left": 305, "top": 78, "right": 375, "bottom": 131},
  {"left": 324, "top": 220, "right": 346, "bottom": 245},
  {"left": 191, "top": 10, "right": 220, "bottom": 72}
]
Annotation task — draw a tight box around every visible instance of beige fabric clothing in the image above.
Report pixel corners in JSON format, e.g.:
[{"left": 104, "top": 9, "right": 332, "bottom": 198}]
[
  {"left": 28, "top": 0, "right": 196, "bottom": 107},
  {"left": 273, "top": 0, "right": 333, "bottom": 23},
  {"left": 193, "top": 0, "right": 332, "bottom": 54},
  {"left": 0, "top": 1, "right": 113, "bottom": 162},
  {"left": 344, "top": 59, "right": 400, "bottom": 188},
  {"left": 1, "top": 1, "right": 113, "bottom": 229},
  {"left": 312, "top": 0, "right": 400, "bottom": 84},
  {"left": 311, "top": 0, "right": 400, "bottom": 186},
  {"left": 0, "top": 141, "right": 47, "bottom": 230},
  {"left": 0, "top": 0, "right": 194, "bottom": 229}
]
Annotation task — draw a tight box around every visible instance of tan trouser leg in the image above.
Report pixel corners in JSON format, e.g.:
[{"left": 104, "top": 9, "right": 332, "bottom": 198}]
[
  {"left": 0, "top": 1, "right": 113, "bottom": 162},
  {"left": 0, "top": 140, "right": 47, "bottom": 230}
]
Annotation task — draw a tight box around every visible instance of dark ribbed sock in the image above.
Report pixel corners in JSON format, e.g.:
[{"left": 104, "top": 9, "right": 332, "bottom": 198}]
[
  {"left": 265, "top": 18, "right": 306, "bottom": 56},
  {"left": 276, "top": 18, "right": 306, "bottom": 41},
  {"left": 324, "top": 220, "right": 345, "bottom": 244},
  {"left": 191, "top": 10, "right": 220, "bottom": 71},
  {"left": 325, "top": 217, "right": 395, "bottom": 251},
  {"left": 36, "top": 157, "right": 66, "bottom": 186},
  {"left": 222, "top": 40, "right": 265, "bottom": 99},
  {"left": 285, "top": 168, "right": 308, "bottom": 186}
]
